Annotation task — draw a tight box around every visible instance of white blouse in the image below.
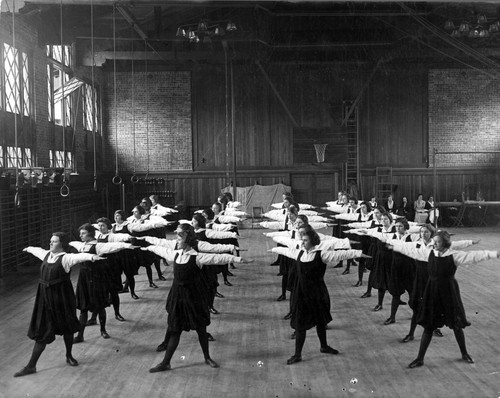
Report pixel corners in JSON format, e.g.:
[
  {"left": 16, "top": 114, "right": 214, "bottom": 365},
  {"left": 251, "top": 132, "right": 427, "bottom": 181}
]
[
  {"left": 271, "top": 246, "right": 362, "bottom": 263},
  {"left": 24, "top": 247, "right": 99, "bottom": 273},
  {"left": 143, "top": 247, "right": 243, "bottom": 269}
]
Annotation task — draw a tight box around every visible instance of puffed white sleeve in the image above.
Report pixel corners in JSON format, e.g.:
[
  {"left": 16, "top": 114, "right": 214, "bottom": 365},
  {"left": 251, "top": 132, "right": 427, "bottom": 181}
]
[
  {"left": 24, "top": 247, "right": 50, "bottom": 261},
  {"left": 143, "top": 236, "right": 176, "bottom": 249},
  {"left": 390, "top": 241, "right": 430, "bottom": 262},
  {"left": 319, "top": 238, "right": 351, "bottom": 250},
  {"left": 95, "top": 242, "right": 135, "bottom": 255},
  {"left": 273, "top": 236, "right": 298, "bottom": 248},
  {"left": 61, "top": 253, "right": 99, "bottom": 273},
  {"left": 450, "top": 240, "right": 474, "bottom": 250},
  {"left": 107, "top": 233, "right": 132, "bottom": 242},
  {"left": 142, "top": 246, "right": 177, "bottom": 262},
  {"left": 265, "top": 230, "right": 291, "bottom": 238},
  {"left": 197, "top": 241, "right": 235, "bottom": 253},
  {"left": 196, "top": 253, "right": 244, "bottom": 266},
  {"left": 69, "top": 241, "right": 85, "bottom": 251},
  {"left": 270, "top": 247, "right": 300, "bottom": 260},
  {"left": 211, "top": 223, "right": 235, "bottom": 232},
  {"left": 320, "top": 249, "right": 363, "bottom": 264},
  {"left": 205, "top": 230, "right": 238, "bottom": 239},
  {"left": 260, "top": 221, "right": 284, "bottom": 230},
  {"left": 452, "top": 250, "right": 498, "bottom": 266}
]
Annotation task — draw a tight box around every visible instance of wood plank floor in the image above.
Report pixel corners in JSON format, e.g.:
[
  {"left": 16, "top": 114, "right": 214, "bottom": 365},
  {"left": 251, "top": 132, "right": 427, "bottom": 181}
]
[{"left": 1, "top": 226, "right": 500, "bottom": 398}]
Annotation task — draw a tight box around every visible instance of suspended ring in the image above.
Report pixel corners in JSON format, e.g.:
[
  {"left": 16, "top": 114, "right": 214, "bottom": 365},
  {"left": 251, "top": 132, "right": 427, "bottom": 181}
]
[
  {"left": 14, "top": 191, "right": 21, "bottom": 207},
  {"left": 130, "top": 174, "right": 139, "bottom": 184},
  {"left": 60, "top": 184, "right": 70, "bottom": 197},
  {"left": 112, "top": 175, "right": 122, "bottom": 185}
]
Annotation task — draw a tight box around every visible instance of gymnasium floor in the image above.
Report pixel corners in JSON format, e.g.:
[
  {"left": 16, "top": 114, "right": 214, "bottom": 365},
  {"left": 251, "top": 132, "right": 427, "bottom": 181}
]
[{"left": 1, "top": 226, "right": 499, "bottom": 398}]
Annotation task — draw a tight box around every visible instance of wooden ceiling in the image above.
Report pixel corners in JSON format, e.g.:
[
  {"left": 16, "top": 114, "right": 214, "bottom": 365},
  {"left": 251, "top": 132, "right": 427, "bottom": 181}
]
[{"left": 11, "top": 1, "right": 500, "bottom": 67}]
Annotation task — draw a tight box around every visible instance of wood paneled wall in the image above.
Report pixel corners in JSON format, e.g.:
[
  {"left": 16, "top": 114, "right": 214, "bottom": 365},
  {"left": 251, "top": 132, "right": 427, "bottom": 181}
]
[{"left": 191, "top": 62, "right": 427, "bottom": 171}]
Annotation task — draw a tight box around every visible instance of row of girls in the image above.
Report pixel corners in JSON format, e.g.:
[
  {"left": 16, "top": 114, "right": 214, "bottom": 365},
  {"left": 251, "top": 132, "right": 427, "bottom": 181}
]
[
  {"left": 13, "top": 192, "right": 249, "bottom": 377},
  {"left": 326, "top": 192, "right": 499, "bottom": 368},
  {"left": 261, "top": 192, "right": 370, "bottom": 363}
]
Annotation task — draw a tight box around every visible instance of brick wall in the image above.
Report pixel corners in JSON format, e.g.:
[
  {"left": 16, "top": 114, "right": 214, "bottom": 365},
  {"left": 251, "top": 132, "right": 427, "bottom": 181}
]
[
  {"left": 429, "top": 69, "right": 500, "bottom": 167},
  {"left": 103, "top": 71, "right": 192, "bottom": 173}
]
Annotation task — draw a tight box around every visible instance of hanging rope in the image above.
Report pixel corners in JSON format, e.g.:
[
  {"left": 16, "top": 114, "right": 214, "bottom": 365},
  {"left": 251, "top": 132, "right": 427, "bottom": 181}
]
[
  {"left": 144, "top": 39, "right": 150, "bottom": 180},
  {"left": 111, "top": 5, "right": 122, "bottom": 185},
  {"left": 12, "top": 0, "right": 21, "bottom": 207},
  {"left": 59, "top": 0, "right": 69, "bottom": 197},
  {"left": 130, "top": 39, "right": 138, "bottom": 184},
  {"left": 91, "top": 0, "right": 98, "bottom": 191}
]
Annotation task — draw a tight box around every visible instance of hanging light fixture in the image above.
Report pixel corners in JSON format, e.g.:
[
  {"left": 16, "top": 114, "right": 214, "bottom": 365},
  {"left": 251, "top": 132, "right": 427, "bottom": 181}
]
[
  {"left": 198, "top": 20, "right": 208, "bottom": 32},
  {"left": 477, "top": 13, "right": 487, "bottom": 24},
  {"left": 458, "top": 21, "right": 470, "bottom": 33},
  {"left": 226, "top": 21, "right": 237, "bottom": 31},
  {"left": 176, "top": 27, "right": 186, "bottom": 37},
  {"left": 444, "top": 20, "right": 455, "bottom": 30},
  {"left": 176, "top": 19, "right": 236, "bottom": 42}
]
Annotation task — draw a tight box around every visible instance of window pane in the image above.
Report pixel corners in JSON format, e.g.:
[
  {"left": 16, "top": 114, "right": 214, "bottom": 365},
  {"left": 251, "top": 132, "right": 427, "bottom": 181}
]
[
  {"left": 22, "top": 52, "right": 30, "bottom": 116},
  {"left": 4, "top": 43, "right": 20, "bottom": 114},
  {"left": 24, "top": 148, "right": 32, "bottom": 168},
  {"left": 47, "top": 64, "right": 53, "bottom": 121},
  {"left": 0, "top": 146, "right": 3, "bottom": 167}
]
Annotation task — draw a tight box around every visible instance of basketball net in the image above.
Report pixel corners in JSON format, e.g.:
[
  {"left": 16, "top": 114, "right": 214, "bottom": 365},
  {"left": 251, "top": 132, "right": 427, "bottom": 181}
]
[{"left": 314, "top": 143, "right": 328, "bottom": 163}]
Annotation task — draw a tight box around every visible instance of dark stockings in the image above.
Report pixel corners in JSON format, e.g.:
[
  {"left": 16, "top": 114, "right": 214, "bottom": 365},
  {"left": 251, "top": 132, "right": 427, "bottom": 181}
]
[
  {"left": 160, "top": 327, "right": 211, "bottom": 366},
  {"left": 378, "top": 289, "right": 386, "bottom": 306},
  {"left": 294, "top": 330, "right": 306, "bottom": 357},
  {"left": 453, "top": 327, "right": 469, "bottom": 356},
  {"left": 144, "top": 265, "right": 153, "bottom": 284},
  {"left": 415, "top": 328, "right": 433, "bottom": 361},
  {"left": 123, "top": 276, "right": 137, "bottom": 297},
  {"left": 98, "top": 309, "right": 107, "bottom": 332},
  {"left": 27, "top": 341, "right": 46, "bottom": 368},
  {"left": 294, "top": 325, "right": 328, "bottom": 357},
  {"left": 281, "top": 274, "right": 288, "bottom": 296},
  {"left": 357, "top": 258, "right": 366, "bottom": 283},
  {"left": 390, "top": 295, "right": 400, "bottom": 320},
  {"left": 110, "top": 292, "right": 121, "bottom": 317},
  {"left": 77, "top": 311, "right": 89, "bottom": 339},
  {"left": 153, "top": 258, "right": 163, "bottom": 278},
  {"left": 407, "top": 312, "right": 418, "bottom": 337},
  {"left": 63, "top": 334, "right": 74, "bottom": 358}
]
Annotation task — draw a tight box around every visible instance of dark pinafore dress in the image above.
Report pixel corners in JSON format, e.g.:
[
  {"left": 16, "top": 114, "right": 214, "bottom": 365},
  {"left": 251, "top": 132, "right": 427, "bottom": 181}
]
[
  {"left": 371, "top": 228, "right": 396, "bottom": 290},
  {"left": 388, "top": 235, "right": 415, "bottom": 296},
  {"left": 28, "top": 253, "right": 80, "bottom": 344},
  {"left": 97, "top": 235, "right": 123, "bottom": 294},
  {"left": 166, "top": 254, "right": 210, "bottom": 332},
  {"left": 112, "top": 224, "right": 139, "bottom": 278},
  {"left": 286, "top": 230, "right": 298, "bottom": 292},
  {"left": 75, "top": 243, "right": 110, "bottom": 312},
  {"left": 417, "top": 251, "right": 471, "bottom": 330},
  {"left": 195, "top": 231, "right": 219, "bottom": 306},
  {"left": 408, "top": 243, "right": 429, "bottom": 316},
  {"left": 290, "top": 251, "right": 332, "bottom": 331}
]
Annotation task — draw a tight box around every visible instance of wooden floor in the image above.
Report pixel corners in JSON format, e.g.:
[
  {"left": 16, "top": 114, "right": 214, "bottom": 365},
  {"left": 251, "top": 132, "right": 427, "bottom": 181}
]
[{"left": 1, "top": 225, "right": 500, "bottom": 398}]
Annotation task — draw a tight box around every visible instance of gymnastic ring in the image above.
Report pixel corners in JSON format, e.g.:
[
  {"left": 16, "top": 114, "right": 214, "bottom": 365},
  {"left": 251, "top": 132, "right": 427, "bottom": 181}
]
[
  {"left": 14, "top": 191, "right": 21, "bottom": 207},
  {"left": 130, "top": 174, "right": 139, "bottom": 184},
  {"left": 60, "top": 184, "right": 70, "bottom": 197},
  {"left": 112, "top": 175, "right": 122, "bottom": 185}
]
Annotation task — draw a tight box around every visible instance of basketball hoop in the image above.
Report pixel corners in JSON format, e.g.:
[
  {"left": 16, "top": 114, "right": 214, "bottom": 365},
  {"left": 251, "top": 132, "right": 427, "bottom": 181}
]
[{"left": 314, "top": 143, "right": 328, "bottom": 163}]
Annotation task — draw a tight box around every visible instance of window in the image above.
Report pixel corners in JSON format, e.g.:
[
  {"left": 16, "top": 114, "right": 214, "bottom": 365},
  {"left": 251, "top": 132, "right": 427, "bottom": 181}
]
[
  {"left": 6, "top": 146, "right": 32, "bottom": 168},
  {"left": 83, "top": 83, "right": 99, "bottom": 132},
  {"left": 0, "top": 146, "right": 3, "bottom": 168},
  {"left": 47, "top": 45, "right": 72, "bottom": 126},
  {"left": 49, "top": 150, "right": 72, "bottom": 169},
  {"left": 2, "top": 43, "right": 30, "bottom": 116}
]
